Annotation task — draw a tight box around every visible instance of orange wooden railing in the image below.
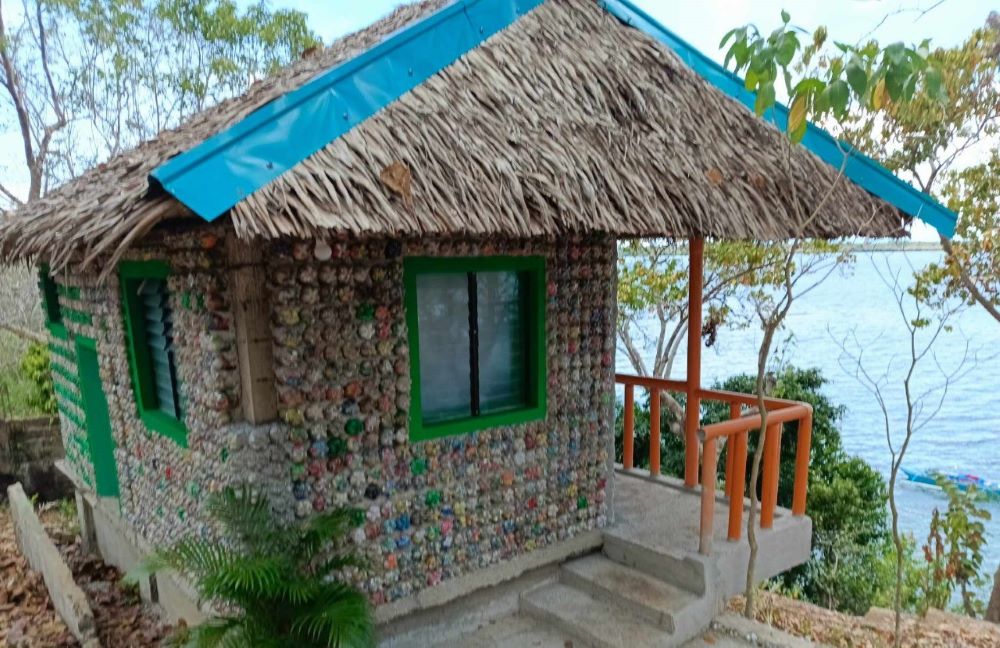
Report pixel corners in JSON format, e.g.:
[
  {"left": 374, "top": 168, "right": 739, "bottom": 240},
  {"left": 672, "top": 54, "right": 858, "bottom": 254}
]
[{"left": 616, "top": 373, "right": 813, "bottom": 556}]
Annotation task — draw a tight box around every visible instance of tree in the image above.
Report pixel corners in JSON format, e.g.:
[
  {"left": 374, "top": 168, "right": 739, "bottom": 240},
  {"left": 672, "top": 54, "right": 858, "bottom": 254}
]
[
  {"left": 133, "top": 486, "right": 374, "bottom": 647},
  {"left": 0, "top": 0, "right": 320, "bottom": 208},
  {"left": 987, "top": 563, "right": 1000, "bottom": 622},
  {"left": 845, "top": 13, "right": 1000, "bottom": 323},
  {"left": 617, "top": 239, "right": 847, "bottom": 429},
  {"left": 836, "top": 257, "right": 972, "bottom": 646},
  {"left": 721, "top": 11, "right": 946, "bottom": 621}
]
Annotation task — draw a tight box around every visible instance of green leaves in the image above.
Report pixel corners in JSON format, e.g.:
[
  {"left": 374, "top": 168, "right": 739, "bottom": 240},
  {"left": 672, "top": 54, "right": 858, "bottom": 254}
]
[
  {"left": 721, "top": 11, "right": 950, "bottom": 143},
  {"left": 787, "top": 95, "right": 807, "bottom": 142},
  {"left": 846, "top": 61, "right": 867, "bottom": 97},
  {"left": 827, "top": 79, "right": 850, "bottom": 119},
  {"left": 754, "top": 82, "right": 776, "bottom": 116},
  {"left": 137, "top": 485, "right": 374, "bottom": 647}
]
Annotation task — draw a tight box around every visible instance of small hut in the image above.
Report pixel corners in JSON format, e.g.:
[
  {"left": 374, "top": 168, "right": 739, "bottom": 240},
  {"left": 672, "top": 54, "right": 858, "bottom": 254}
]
[{"left": 0, "top": 0, "right": 953, "bottom": 643}]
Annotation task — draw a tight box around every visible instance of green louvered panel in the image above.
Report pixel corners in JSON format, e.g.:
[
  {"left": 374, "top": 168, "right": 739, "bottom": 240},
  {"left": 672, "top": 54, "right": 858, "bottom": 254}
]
[{"left": 138, "top": 279, "right": 180, "bottom": 419}]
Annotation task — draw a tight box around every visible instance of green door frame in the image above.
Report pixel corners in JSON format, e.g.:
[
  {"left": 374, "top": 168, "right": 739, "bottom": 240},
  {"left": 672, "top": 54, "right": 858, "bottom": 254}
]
[{"left": 75, "top": 336, "right": 120, "bottom": 498}]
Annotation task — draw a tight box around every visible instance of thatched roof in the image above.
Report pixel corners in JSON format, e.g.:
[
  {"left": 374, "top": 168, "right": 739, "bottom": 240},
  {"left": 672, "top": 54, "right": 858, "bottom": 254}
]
[{"left": 1, "top": 0, "right": 909, "bottom": 272}]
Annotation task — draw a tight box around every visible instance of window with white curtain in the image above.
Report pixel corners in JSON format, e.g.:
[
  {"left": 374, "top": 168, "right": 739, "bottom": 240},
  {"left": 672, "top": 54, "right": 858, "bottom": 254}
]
[{"left": 405, "top": 257, "right": 545, "bottom": 440}]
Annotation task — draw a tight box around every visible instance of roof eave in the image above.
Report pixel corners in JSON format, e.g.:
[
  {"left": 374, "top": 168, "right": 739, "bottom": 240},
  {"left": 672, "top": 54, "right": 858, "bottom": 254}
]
[{"left": 601, "top": 0, "right": 956, "bottom": 239}]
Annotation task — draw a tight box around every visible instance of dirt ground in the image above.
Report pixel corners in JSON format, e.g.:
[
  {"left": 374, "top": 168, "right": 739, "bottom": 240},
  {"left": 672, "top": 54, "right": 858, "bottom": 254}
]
[
  {"left": 1, "top": 501, "right": 172, "bottom": 647},
  {"left": 730, "top": 591, "right": 1000, "bottom": 648}
]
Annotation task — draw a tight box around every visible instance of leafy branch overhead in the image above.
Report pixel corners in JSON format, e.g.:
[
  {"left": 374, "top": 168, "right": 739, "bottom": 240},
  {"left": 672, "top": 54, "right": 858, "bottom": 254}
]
[{"left": 721, "top": 10, "right": 949, "bottom": 141}]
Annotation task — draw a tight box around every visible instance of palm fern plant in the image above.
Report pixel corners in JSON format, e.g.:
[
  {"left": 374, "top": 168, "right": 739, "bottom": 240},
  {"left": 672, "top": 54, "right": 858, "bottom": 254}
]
[{"left": 133, "top": 486, "right": 373, "bottom": 647}]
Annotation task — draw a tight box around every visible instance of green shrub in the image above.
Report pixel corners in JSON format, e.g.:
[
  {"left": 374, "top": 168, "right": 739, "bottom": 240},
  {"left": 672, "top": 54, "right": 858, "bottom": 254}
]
[
  {"left": 20, "top": 342, "right": 56, "bottom": 415},
  {"left": 134, "top": 486, "right": 374, "bottom": 647},
  {"left": 916, "top": 476, "right": 992, "bottom": 617}
]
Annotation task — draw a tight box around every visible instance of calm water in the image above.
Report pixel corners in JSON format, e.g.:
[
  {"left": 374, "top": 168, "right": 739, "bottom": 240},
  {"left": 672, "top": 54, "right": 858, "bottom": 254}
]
[{"left": 617, "top": 250, "right": 1000, "bottom": 598}]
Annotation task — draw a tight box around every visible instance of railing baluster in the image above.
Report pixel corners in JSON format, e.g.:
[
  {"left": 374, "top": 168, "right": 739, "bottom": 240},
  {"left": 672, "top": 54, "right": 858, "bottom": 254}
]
[
  {"left": 649, "top": 387, "right": 661, "bottom": 476},
  {"left": 760, "top": 421, "right": 782, "bottom": 529},
  {"left": 622, "top": 383, "right": 635, "bottom": 470},
  {"left": 792, "top": 411, "right": 812, "bottom": 516},
  {"left": 699, "top": 436, "right": 717, "bottom": 555},
  {"left": 724, "top": 401, "right": 740, "bottom": 497},
  {"left": 614, "top": 374, "right": 815, "bottom": 554},
  {"left": 727, "top": 431, "right": 748, "bottom": 541}
]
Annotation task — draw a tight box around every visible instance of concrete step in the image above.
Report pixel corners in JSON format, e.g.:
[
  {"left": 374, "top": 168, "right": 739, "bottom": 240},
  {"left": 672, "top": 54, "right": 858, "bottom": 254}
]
[
  {"left": 602, "top": 532, "right": 708, "bottom": 596},
  {"left": 561, "top": 554, "right": 701, "bottom": 633},
  {"left": 521, "top": 582, "right": 674, "bottom": 648},
  {"left": 424, "top": 613, "right": 584, "bottom": 648}
]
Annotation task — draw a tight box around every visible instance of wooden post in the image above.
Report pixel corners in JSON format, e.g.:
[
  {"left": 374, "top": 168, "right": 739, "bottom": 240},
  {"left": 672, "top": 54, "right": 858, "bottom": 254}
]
[
  {"left": 227, "top": 235, "right": 278, "bottom": 424},
  {"left": 727, "top": 431, "right": 748, "bottom": 541},
  {"left": 649, "top": 387, "right": 661, "bottom": 476},
  {"left": 623, "top": 383, "right": 635, "bottom": 470},
  {"left": 685, "top": 237, "right": 704, "bottom": 487},
  {"left": 724, "top": 401, "right": 741, "bottom": 497},
  {"left": 699, "top": 436, "right": 717, "bottom": 555},
  {"left": 760, "top": 422, "right": 782, "bottom": 529},
  {"left": 792, "top": 411, "right": 812, "bottom": 516}
]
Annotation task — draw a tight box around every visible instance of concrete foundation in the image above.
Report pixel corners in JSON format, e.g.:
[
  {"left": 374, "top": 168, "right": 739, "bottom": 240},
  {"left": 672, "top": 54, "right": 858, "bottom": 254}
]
[
  {"left": 0, "top": 417, "right": 71, "bottom": 501},
  {"left": 53, "top": 461, "right": 813, "bottom": 647}
]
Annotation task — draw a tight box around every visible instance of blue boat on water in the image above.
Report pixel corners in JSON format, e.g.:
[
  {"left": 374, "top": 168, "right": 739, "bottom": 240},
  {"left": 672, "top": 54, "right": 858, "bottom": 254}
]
[{"left": 902, "top": 468, "right": 1000, "bottom": 498}]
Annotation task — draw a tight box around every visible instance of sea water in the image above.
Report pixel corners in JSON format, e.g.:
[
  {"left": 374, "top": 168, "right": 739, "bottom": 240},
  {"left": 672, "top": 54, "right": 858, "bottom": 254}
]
[{"left": 617, "top": 249, "right": 1000, "bottom": 600}]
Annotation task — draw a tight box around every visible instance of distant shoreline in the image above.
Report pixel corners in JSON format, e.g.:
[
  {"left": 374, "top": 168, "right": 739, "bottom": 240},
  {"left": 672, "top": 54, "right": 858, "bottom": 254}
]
[
  {"left": 845, "top": 240, "right": 942, "bottom": 252},
  {"left": 622, "top": 240, "right": 943, "bottom": 255}
]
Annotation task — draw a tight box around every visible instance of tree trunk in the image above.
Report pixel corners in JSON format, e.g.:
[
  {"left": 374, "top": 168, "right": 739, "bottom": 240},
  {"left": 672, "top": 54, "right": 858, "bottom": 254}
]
[{"left": 987, "top": 563, "right": 1000, "bottom": 623}]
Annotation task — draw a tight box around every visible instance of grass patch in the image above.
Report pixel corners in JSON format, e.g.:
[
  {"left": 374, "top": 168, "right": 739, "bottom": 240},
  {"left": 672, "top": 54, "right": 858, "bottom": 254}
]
[{"left": 0, "top": 330, "right": 48, "bottom": 419}]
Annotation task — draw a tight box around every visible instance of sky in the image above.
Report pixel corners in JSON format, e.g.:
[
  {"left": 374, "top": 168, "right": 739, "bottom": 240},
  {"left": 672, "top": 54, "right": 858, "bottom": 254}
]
[{"left": 2, "top": 0, "right": 996, "bottom": 239}]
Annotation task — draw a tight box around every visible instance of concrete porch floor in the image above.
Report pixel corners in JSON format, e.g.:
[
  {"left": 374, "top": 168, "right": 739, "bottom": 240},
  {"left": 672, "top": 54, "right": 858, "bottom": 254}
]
[
  {"left": 383, "top": 469, "right": 813, "bottom": 647},
  {"left": 608, "top": 468, "right": 813, "bottom": 600}
]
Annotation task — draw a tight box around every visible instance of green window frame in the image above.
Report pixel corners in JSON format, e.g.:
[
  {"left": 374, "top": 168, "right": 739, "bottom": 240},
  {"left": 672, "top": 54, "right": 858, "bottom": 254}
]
[
  {"left": 119, "top": 260, "right": 187, "bottom": 447},
  {"left": 38, "top": 265, "right": 67, "bottom": 339},
  {"left": 404, "top": 256, "right": 547, "bottom": 441}
]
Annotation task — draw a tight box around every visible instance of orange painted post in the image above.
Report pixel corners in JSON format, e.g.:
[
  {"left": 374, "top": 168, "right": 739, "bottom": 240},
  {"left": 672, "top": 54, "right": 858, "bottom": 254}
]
[
  {"left": 685, "top": 237, "right": 705, "bottom": 488},
  {"left": 724, "top": 401, "right": 741, "bottom": 497},
  {"left": 623, "top": 383, "right": 635, "bottom": 470},
  {"left": 699, "top": 436, "right": 717, "bottom": 555},
  {"left": 727, "top": 431, "right": 748, "bottom": 541},
  {"left": 792, "top": 411, "right": 812, "bottom": 516},
  {"left": 760, "top": 422, "right": 782, "bottom": 529},
  {"left": 649, "top": 387, "right": 661, "bottom": 476}
]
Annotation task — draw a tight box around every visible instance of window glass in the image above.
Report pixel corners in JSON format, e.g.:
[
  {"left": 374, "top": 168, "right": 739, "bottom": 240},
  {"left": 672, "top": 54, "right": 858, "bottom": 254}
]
[
  {"left": 39, "top": 268, "right": 63, "bottom": 327},
  {"left": 137, "top": 279, "right": 181, "bottom": 419},
  {"left": 119, "top": 261, "right": 187, "bottom": 446},
  {"left": 405, "top": 256, "right": 545, "bottom": 440},
  {"left": 477, "top": 271, "right": 527, "bottom": 414},
  {"left": 416, "top": 273, "right": 472, "bottom": 423}
]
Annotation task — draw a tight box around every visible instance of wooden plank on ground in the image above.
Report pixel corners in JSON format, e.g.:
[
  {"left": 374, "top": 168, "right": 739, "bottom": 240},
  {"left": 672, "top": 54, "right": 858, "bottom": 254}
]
[{"left": 7, "top": 482, "right": 101, "bottom": 647}]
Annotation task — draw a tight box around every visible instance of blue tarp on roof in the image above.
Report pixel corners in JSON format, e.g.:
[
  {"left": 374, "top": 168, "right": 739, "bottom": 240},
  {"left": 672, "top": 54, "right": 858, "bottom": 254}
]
[{"left": 150, "top": 0, "right": 956, "bottom": 238}]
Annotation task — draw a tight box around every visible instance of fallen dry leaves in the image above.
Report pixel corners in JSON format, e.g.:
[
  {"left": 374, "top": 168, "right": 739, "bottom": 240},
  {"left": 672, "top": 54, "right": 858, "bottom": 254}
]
[
  {"left": 39, "top": 505, "right": 173, "bottom": 647},
  {"left": 0, "top": 506, "right": 76, "bottom": 647},
  {"left": 729, "top": 591, "right": 1000, "bottom": 648},
  {"left": 0, "top": 502, "right": 173, "bottom": 647}
]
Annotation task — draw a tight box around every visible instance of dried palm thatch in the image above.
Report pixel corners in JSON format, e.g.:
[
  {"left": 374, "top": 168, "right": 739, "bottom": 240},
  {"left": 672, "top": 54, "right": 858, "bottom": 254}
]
[{"left": 0, "top": 0, "right": 904, "bottom": 275}]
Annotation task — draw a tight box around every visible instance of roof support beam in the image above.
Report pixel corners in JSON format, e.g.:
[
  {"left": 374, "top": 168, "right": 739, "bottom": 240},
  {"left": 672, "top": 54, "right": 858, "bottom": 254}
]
[{"left": 685, "top": 237, "right": 703, "bottom": 488}]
